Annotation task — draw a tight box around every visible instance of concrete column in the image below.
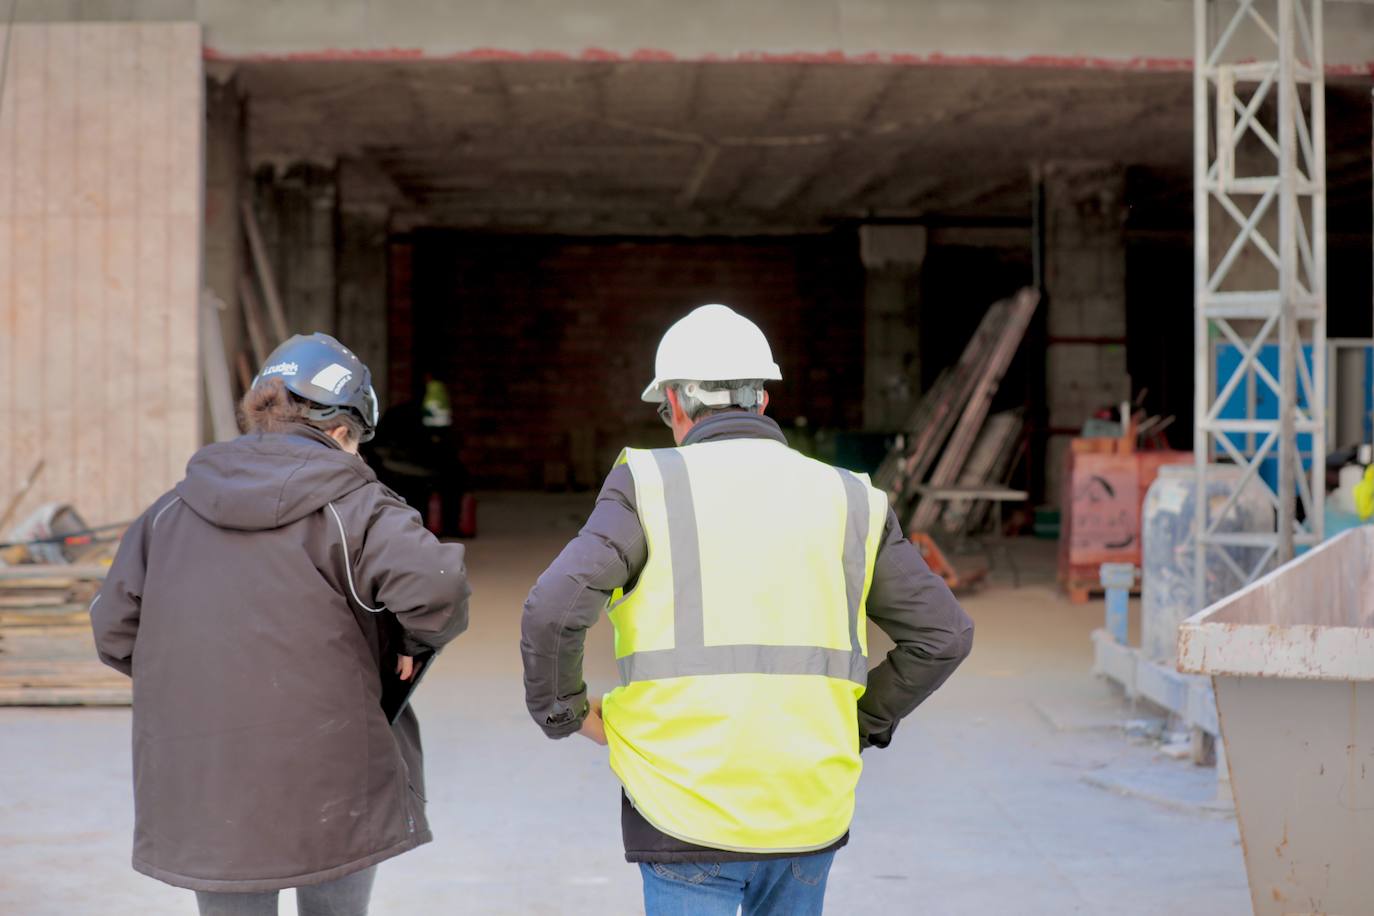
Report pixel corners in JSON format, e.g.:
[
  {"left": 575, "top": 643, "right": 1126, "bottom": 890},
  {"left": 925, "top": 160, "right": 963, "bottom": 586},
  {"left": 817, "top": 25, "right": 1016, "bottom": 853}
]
[
  {"left": 335, "top": 204, "right": 390, "bottom": 406},
  {"left": 1043, "top": 161, "right": 1130, "bottom": 506},
  {"left": 204, "top": 75, "right": 246, "bottom": 375},
  {"left": 860, "top": 225, "right": 927, "bottom": 432},
  {"left": 253, "top": 163, "right": 337, "bottom": 337}
]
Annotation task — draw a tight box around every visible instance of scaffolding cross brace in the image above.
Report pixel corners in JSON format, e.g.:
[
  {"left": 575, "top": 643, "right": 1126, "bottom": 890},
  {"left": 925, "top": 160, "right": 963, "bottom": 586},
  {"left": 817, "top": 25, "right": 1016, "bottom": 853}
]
[{"left": 1193, "top": 0, "right": 1327, "bottom": 606}]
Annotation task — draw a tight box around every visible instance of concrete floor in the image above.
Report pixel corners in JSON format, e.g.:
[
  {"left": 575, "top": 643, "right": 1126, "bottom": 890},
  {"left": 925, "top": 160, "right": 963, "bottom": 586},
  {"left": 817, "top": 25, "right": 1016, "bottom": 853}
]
[{"left": 0, "top": 493, "right": 1251, "bottom": 915}]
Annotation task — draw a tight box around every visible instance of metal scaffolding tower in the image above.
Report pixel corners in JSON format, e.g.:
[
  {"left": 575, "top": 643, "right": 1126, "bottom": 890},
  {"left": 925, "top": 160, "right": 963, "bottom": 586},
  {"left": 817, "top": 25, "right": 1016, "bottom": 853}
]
[{"left": 1194, "top": 0, "right": 1326, "bottom": 604}]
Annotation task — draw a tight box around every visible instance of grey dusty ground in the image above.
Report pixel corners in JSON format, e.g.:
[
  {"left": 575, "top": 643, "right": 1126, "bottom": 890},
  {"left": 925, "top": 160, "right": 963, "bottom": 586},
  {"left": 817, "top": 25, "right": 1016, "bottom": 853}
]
[{"left": 0, "top": 493, "right": 1250, "bottom": 915}]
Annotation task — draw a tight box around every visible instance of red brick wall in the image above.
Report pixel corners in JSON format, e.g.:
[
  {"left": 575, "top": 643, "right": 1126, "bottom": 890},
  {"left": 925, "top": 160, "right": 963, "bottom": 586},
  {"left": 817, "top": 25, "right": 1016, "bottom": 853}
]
[{"left": 396, "top": 232, "right": 864, "bottom": 489}]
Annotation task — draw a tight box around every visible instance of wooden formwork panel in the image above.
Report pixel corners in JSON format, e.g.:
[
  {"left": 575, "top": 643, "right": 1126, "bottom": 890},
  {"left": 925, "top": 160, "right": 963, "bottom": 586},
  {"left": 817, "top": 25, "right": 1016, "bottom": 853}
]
[{"left": 0, "top": 22, "right": 203, "bottom": 530}]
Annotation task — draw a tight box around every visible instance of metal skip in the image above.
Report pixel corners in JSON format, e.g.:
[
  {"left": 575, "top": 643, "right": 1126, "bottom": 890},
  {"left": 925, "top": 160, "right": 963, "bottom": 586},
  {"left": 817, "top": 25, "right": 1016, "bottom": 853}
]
[{"left": 1178, "top": 527, "right": 1374, "bottom": 915}]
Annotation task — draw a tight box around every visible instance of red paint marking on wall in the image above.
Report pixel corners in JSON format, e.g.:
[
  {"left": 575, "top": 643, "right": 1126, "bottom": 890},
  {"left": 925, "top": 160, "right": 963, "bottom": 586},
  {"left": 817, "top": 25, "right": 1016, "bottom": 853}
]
[{"left": 202, "top": 44, "right": 1374, "bottom": 75}]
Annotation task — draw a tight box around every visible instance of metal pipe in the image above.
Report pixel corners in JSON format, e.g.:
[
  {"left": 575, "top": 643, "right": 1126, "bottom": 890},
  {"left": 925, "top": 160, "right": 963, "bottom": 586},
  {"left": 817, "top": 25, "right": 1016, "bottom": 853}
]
[
  {"left": 1277, "top": 0, "right": 1298, "bottom": 562},
  {"left": 1194, "top": 0, "right": 1212, "bottom": 612}
]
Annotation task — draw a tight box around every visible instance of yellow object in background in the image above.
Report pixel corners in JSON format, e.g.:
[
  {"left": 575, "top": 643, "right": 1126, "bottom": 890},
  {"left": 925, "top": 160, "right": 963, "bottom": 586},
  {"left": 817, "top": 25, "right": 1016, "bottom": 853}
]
[
  {"left": 1354, "top": 465, "right": 1374, "bottom": 521},
  {"left": 422, "top": 379, "right": 452, "bottom": 428}
]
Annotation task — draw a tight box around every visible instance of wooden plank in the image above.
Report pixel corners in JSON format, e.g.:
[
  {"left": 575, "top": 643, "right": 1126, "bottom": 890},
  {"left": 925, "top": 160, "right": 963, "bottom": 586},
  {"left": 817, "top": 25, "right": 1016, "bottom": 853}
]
[
  {"left": 909, "top": 289, "right": 1041, "bottom": 532},
  {"left": 238, "top": 273, "right": 270, "bottom": 365},
  {"left": 0, "top": 594, "right": 68, "bottom": 609},
  {"left": 880, "top": 299, "right": 1011, "bottom": 515},
  {"left": 901, "top": 304, "right": 1009, "bottom": 494},
  {"left": 0, "top": 687, "right": 130, "bottom": 706},
  {"left": 0, "top": 623, "right": 94, "bottom": 640},
  {"left": 0, "top": 672, "right": 125, "bottom": 689},
  {"left": 201, "top": 290, "right": 239, "bottom": 442},
  {"left": 0, "top": 658, "right": 118, "bottom": 675},
  {"left": 873, "top": 368, "right": 952, "bottom": 493},
  {"left": 0, "top": 656, "right": 113, "bottom": 673},
  {"left": 0, "top": 610, "right": 90, "bottom": 626},
  {"left": 0, "top": 627, "right": 100, "bottom": 661},
  {"left": 938, "top": 411, "right": 1023, "bottom": 535},
  {"left": 0, "top": 577, "right": 76, "bottom": 590},
  {"left": 0, "top": 670, "right": 125, "bottom": 688},
  {"left": 964, "top": 419, "right": 1026, "bottom": 535},
  {"left": 0, "top": 564, "right": 107, "bottom": 581},
  {"left": 242, "top": 200, "right": 290, "bottom": 342}
]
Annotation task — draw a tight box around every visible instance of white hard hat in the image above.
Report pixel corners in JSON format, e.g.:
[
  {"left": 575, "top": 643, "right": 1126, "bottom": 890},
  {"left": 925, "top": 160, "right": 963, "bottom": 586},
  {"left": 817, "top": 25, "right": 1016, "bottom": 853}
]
[{"left": 641, "top": 304, "right": 782, "bottom": 403}]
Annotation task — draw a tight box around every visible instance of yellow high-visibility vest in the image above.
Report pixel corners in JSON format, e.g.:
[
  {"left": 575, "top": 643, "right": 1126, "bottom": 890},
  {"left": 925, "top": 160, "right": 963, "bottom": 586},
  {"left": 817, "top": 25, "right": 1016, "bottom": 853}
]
[{"left": 603, "top": 437, "right": 888, "bottom": 853}]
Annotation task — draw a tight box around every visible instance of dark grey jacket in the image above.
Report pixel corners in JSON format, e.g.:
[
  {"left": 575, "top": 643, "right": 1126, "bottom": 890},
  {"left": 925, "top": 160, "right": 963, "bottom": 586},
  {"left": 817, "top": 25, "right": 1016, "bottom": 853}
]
[
  {"left": 520, "top": 412, "right": 974, "bottom": 862},
  {"left": 91, "top": 426, "right": 470, "bottom": 892}
]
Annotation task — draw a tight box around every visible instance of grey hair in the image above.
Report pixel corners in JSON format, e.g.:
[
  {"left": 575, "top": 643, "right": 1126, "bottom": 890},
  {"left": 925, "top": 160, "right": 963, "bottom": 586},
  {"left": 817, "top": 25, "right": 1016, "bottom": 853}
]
[{"left": 666, "top": 379, "right": 767, "bottom": 421}]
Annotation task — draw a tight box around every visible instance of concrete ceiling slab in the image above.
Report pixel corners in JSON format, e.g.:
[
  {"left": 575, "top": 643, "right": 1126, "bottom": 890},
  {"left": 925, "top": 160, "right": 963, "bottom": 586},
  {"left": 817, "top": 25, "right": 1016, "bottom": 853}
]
[{"left": 237, "top": 59, "right": 1371, "bottom": 235}]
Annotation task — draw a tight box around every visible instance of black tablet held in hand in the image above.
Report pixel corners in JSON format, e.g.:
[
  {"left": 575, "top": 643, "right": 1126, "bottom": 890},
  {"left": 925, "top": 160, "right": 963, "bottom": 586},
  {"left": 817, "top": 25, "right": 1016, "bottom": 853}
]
[{"left": 381, "top": 650, "right": 436, "bottom": 724}]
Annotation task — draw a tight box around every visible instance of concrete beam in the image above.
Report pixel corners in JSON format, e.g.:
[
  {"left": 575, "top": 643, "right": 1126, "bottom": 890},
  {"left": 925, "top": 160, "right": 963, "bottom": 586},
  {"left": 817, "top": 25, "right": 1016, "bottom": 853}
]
[
  {"left": 861, "top": 225, "right": 927, "bottom": 431},
  {"left": 19, "top": 1, "right": 1374, "bottom": 72}
]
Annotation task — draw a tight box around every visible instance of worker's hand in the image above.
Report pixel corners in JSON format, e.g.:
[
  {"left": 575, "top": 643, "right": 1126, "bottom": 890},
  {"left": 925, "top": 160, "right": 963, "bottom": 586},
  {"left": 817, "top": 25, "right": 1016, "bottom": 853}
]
[
  {"left": 396, "top": 655, "right": 415, "bottom": 681},
  {"left": 578, "top": 697, "right": 608, "bottom": 746}
]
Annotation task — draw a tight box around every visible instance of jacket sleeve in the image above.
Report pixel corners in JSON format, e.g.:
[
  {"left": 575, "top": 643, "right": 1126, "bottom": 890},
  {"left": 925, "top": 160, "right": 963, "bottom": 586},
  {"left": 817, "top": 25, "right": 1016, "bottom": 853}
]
[
  {"left": 858, "top": 509, "right": 975, "bottom": 749},
  {"left": 89, "top": 495, "right": 171, "bottom": 676},
  {"left": 353, "top": 492, "right": 471, "bottom": 656},
  {"left": 521, "top": 463, "right": 646, "bottom": 739}
]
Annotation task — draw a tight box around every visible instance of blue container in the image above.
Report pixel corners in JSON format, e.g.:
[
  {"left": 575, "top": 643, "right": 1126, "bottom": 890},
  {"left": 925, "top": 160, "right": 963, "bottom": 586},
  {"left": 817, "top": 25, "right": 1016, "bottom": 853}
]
[{"left": 1099, "top": 562, "right": 1136, "bottom": 644}]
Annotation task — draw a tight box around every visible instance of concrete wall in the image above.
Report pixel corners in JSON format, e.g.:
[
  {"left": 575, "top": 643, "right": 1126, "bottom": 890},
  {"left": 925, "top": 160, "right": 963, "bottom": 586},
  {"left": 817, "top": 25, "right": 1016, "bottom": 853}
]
[
  {"left": 860, "top": 225, "right": 927, "bottom": 432},
  {"left": 27, "top": 1, "right": 1374, "bottom": 71},
  {"left": 203, "top": 75, "right": 245, "bottom": 383},
  {"left": 252, "top": 165, "right": 337, "bottom": 338},
  {"left": 1044, "top": 161, "right": 1131, "bottom": 506},
  {"left": 335, "top": 206, "right": 390, "bottom": 406},
  {"left": 245, "top": 164, "right": 391, "bottom": 404},
  {"left": 0, "top": 22, "right": 202, "bottom": 530}
]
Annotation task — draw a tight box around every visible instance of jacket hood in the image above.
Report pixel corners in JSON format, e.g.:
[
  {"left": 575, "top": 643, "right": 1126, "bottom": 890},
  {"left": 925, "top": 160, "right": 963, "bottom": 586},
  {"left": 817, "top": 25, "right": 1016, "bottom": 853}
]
[{"left": 175, "top": 426, "right": 377, "bottom": 531}]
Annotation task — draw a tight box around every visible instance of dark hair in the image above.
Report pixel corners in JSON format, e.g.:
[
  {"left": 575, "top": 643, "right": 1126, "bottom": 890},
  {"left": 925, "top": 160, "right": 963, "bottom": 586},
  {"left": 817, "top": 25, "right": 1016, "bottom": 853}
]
[{"left": 239, "top": 377, "right": 365, "bottom": 444}]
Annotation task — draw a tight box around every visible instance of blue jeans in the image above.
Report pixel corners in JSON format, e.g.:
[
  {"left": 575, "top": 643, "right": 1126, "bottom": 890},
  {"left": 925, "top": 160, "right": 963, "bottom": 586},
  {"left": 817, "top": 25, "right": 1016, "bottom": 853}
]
[{"left": 639, "top": 851, "right": 836, "bottom": 916}]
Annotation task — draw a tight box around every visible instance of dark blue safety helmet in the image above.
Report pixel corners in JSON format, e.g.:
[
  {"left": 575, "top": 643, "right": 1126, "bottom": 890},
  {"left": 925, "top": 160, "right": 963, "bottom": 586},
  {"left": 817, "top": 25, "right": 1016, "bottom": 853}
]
[{"left": 254, "top": 332, "right": 379, "bottom": 443}]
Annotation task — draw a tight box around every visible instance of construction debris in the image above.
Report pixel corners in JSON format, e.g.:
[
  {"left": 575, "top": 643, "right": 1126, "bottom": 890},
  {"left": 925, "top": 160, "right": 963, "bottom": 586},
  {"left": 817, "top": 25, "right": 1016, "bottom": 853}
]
[
  {"left": 874, "top": 288, "right": 1039, "bottom": 543},
  {"left": 0, "top": 565, "right": 126, "bottom": 707}
]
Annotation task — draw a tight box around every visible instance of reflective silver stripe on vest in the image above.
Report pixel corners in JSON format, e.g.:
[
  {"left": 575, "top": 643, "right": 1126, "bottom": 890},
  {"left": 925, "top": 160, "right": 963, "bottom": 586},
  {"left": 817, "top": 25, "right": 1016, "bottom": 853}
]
[
  {"left": 835, "top": 468, "right": 870, "bottom": 659},
  {"left": 619, "top": 449, "right": 870, "bottom": 687},
  {"left": 619, "top": 644, "right": 861, "bottom": 684},
  {"left": 651, "top": 449, "right": 705, "bottom": 649}
]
